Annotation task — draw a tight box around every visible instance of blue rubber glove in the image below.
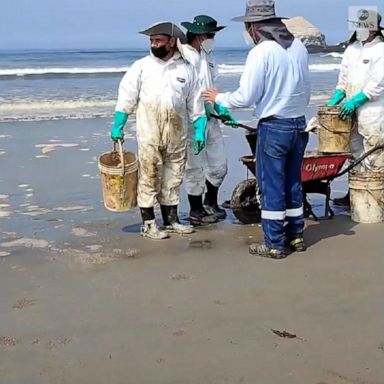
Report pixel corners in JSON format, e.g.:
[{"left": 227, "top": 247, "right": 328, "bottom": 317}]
[
  {"left": 214, "top": 103, "right": 238, "bottom": 128},
  {"left": 110, "top": 111, "right": 128, "bottom": 142},
  {"left": 193, "top": 116, "right": 208, "bottom": 155},
  {"left": 327, "top": 89, "right": 346, "bottom": 106},
  {"left": 339, "top": 92, "right": 369, "bottom": 120}
]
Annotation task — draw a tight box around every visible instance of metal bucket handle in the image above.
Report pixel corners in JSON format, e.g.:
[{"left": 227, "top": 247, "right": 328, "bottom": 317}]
[
  {"left": 113, "top": 139, "right": 125, "bottom": 176},
  {"left": 318, "top": 120, "right": 351, "bottom": 134}
]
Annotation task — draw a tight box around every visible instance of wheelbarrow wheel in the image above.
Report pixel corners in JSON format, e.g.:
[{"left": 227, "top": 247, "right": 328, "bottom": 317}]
[{"left": 231, "top": 179, "right": 261, "bottom": 224}]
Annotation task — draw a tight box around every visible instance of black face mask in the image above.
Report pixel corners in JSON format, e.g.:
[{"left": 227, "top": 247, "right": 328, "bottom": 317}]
[{"left": 151, "top": 45, "right": 169, "bottom": 59}]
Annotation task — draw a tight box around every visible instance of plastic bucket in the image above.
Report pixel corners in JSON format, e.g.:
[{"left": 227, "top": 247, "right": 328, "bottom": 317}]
[
  {"left": 350, "top": 171, "right": 384, "bottom": 223},
  {"left": 98, "top": 141, "right": 138, "bottom": 212},
  {"left": 317, "top": 106, "right": 352, "bottom": 153}
]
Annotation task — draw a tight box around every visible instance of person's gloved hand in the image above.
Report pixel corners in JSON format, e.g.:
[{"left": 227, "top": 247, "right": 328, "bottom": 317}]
[
  {"left": 339, "top": 92, "right": 369, "bottom": 120},
  {"left": 193, "top": 116, "right": 208, "bottom": 155},
  {"left": 214, "top": 103, "right": 238, "bottom": 128},
  {"left": 110, "top": 111, "right": 128, "bottom": 142},
  {"left": 327, "top": 89, "right": 346, "bottom": 106}
]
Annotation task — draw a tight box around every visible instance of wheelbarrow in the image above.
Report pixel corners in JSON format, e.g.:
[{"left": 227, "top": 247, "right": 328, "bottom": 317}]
[{"left": 229, "top": 131, "right": 384, "bottom": 223}]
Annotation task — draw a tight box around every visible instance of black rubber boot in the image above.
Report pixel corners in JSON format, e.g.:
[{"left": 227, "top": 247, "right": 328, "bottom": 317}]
[
  {"left": 140, "top": 207, "right": 155, "bottom": 222},
  {"left": 333, "top": 191, "right": 350, "bottom": 207},
  {"left": 140, "top": 207, "right": 169, "bottom": 240},
  {"left": 188, "top": 195, "right": 218, "bottom": 226},
  {"left": 203, "top": 180, "right": 227, "bottom": 220},
  {"left": 160, "top": 205, "right": 194, "bottom": 234}
]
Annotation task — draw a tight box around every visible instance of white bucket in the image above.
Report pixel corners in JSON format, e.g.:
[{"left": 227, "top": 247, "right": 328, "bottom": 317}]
[{"left": 350, "top": 171, "right": 384, "bottom": 223}]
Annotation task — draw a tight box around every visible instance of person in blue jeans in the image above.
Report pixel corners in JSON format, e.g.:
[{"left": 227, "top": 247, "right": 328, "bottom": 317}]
[{"left": 203, "top": 0, "right": 311, "bottom": 259}]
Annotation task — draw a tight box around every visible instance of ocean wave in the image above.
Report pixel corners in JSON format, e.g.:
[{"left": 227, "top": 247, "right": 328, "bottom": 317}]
[
  {"left": 217, "top": 64, "right": 246, "bottom": 74},
  {"left": 0, "top": 98, "right": 115, "bottom": 123},
  {"left": 0, "top": 112, "right": 114, "bottom": 123},
  {"left": 0, "top": 94, "right": 328, "bottom": 123},
  {"left": 0, "top": 99, "right": 115, "bottom": 111},
  {"left": 0, "top": 62, "right": 341, "bottom": 78},
  {"left": 1, "top": 65, "right": 243, "bottom": 77},
  {"left": 0, "top": 66, "right": 129, "bottom": 77},
  {"left": 321, "top": 52, "right": 343, "bottom": 58},
  {"left": 309, "top": 63, "right": 340, "bottom": 72}
]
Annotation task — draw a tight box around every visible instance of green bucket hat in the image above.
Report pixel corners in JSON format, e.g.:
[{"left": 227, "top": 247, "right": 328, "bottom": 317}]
[{"left": 181, "top": 15, "right": 226, "bottom": 35}]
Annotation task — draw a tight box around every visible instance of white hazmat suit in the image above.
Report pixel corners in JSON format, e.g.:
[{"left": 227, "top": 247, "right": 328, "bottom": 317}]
[
  {"left": 178, "top": 43, "right": 228, "bottom": 196},
  {"left": 336, "top": 36, "right": 384, "bottom": 170},
  {"left": 115, "top": 52, "right": 205, "bottom": 207}
]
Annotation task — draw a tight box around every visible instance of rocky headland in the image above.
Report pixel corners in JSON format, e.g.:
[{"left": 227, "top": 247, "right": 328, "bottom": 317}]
[{"left": 284, "top": 16, "right": 347, "bottom": 53}]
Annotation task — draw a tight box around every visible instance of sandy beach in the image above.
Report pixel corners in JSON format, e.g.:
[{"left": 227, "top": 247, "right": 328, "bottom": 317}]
[{"left": 1, "top": 112, "right": 384, "bottom": 384}]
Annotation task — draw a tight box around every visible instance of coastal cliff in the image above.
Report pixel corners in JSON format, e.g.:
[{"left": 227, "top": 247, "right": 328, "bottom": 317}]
[{"left": 284, "top": 16, "right": 346, "bottom": 53}]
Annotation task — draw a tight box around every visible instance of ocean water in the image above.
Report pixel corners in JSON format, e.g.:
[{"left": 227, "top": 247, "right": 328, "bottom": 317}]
[{"left": 0, "top": 48, "right": 343, "bottom": 122}]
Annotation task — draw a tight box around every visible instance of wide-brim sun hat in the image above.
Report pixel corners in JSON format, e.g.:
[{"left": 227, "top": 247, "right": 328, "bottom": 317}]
[
  {"left": 139, "top": 22, "right": 187, "bottom": 43},
  {"left": 232, "top": 0, "right": 287, "bottom": 23},
  {"left": 181, "top": 15, "right": 226, "bottom": 35}
]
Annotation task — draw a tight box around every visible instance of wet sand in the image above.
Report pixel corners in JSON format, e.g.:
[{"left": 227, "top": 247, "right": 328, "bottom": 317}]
[{"left": 1, "top": 113, "right": 384, "bottom": 383}]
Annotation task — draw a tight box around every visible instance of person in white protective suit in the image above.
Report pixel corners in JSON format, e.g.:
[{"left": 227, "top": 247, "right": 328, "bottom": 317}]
[
  {"left": 179, "top": 15, "right": 239, "bottom": 226},
  {"left": 110, "top": 22, "right": 208, "bottom": 240},
  {"left": 328, "top": 10, "right": 384, "bottom": 206}
]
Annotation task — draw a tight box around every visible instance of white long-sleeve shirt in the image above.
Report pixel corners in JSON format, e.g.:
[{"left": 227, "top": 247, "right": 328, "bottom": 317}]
[{"left": 216, "top": 38, "right": 311, "bottom": 120}]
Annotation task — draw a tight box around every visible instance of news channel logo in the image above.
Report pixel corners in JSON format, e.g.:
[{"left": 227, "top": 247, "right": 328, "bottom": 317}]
[{"left": 348, "top": 6, "right": 379, "bottom": 30}]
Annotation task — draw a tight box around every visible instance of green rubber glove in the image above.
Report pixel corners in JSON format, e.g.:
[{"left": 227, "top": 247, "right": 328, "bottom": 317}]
[
  {"left": 214, "top": 103, "right": 238, "bottom": 128},
  {"left": 110, "top": 111, "right": 128, "bottom": 142},
  {"left": 193, "top": 116, "right": 208, "bottom": 155},
  {"left": 339, "top": 92, "right": 369, "bottom": 120},
  {"left": 327, "top": 89, "right": 346, "bottom": 106}
]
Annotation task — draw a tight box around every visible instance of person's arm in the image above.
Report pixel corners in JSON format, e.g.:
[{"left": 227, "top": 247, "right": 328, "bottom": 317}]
[
  {"left": 303, "top": 46, "right": 311, "bottom": 106},
  {"left": 362, "top": 44, "right": 384, "bottom": 101},
  {"left": 215, "top": 47, "right": 266, "bottom": 109},
  {"left": 336, "top": 46, "right": 351, "bottom": 94},
  {"left": 111, "top": 60, "right": 142, "bottom": 141},
  {"left": 115, "top": 60, "right": 142, "bottom": 114},
  {"left": 328, "top": 46, "right": 351, "bottom": 106},
  {"left": 186, "top": 66, "right": 207, "bottom": 155},
  {"left": 339, "top": 47, "right": 384, "bottom": 120}
]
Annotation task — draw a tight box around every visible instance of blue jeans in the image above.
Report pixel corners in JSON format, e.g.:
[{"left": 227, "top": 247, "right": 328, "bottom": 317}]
[{"left": 256, "top": 116, "right": 308, "bottom": 250}]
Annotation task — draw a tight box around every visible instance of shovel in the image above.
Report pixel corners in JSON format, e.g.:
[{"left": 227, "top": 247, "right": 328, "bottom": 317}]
[{"left": 210, "top": 112, "right": 257, "bottom": 131}]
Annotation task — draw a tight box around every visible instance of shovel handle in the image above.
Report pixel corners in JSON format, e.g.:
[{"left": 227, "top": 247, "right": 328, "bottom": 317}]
[{"left": 210, "top": 112, "right": 257, "bottom": 131}]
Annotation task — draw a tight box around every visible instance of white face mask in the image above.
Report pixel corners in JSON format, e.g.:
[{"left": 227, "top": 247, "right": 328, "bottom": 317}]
[
  {"left": 243, "top": 30, "right": 255, "bottom": 46},
  {"left": 201, "top": 38, "right": 214, "bottom": 54},
  {"left": 356, "top": 29, "right": 370, "bottom": 42}
]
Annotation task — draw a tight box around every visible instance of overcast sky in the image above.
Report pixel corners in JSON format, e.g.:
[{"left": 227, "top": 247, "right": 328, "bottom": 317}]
[{"left": 1, "top": 0, "right": 382, "bottom": 50}]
